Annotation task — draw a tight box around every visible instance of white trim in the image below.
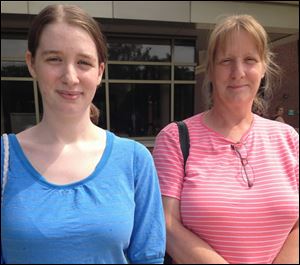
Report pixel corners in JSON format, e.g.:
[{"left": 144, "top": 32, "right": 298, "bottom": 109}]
[
  {"left": 1, "top": 133, "right": 9, "bottom": 206},
  {"left": 108, "top": 79, "right": 172, "bottom": 84}
]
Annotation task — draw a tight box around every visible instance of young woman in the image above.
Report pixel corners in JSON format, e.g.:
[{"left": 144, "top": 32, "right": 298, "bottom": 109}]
[
  {"left": 154, "top": 15, "right": 298, "bottom": 264},
  {"left": 1, "top": 4, "right": 165, "bottom": 264}
]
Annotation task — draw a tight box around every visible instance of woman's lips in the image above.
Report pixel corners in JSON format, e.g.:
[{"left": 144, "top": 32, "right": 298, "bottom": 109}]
[
  {"left": 228, "top": 84, "right": 248, "bottom": 89},
  {"left": 57, "top": 90, "right": 83, "bottom": 100}
]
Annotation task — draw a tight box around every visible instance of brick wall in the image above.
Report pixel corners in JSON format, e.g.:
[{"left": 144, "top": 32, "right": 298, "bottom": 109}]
[{"left": 271, "top": 40, "right": 299, "bottom": 129}]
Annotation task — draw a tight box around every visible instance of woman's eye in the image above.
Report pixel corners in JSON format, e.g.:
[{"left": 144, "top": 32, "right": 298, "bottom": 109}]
[
  {"left": 47, "top": 57, "right": 61, "bottom": 62},
  {"left": 245, "top": 58, "right": 257, "bottom": 64},
  {"left": 220, "top": 59, "right": 231, "bottom": 65},
  {"left": 78, "top": 60, "right": 91, "bottom": 66}
]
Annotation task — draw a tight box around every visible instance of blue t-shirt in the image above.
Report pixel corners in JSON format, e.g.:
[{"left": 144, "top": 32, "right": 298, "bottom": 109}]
[{"left": 1, "top": 131, "right": 165, "bottom": 264}]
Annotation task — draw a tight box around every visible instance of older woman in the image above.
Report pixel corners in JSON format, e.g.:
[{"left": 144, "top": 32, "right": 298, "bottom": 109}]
[{"left": 154, "top": 14, "right": 298, "bottom": 264}]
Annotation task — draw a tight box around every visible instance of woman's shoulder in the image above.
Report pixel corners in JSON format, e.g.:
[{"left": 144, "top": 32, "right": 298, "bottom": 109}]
[
  {"left": 254, "top": 114, "right": 298, "bottom": 139},
  {"left": 107, "top": 131, "right": 151, "bottom": 157},
  {"left": 159, "top": 113, "right": 203, "bottom": 135},
  {"left": 12, "top": 125, "right": 40, "bottom": 148},
  {"left": 108, "top": 130, "right": 137, "bottom": 146},
  {"left": 255, "top": 114, "right": 289, "bottom": 128}
]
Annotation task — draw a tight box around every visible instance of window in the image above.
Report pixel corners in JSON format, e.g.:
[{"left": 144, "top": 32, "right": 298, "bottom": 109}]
[
  {"left": 1, "top": 39, "right": 27, "bottom": 59},
  {"left": 174, "top": 84, "right": 194, "bottom": 121},
  {"left": 106, "top": 37, "right": 196, "bottom": 139},
  {"left": 1, "top": 61, "right": 30, "bottom": 77},
  {"left": 1, "top": 80, "right": 37, "bottom": 134},
  {"left": 109, "top": 65, "right": 171, "bottom": 80},
  {"left": 93, "top": 84, "right": 107, "bottom": 129},
  {"left": 108, "top": 38, "right": 171, "bottom": 62},
  {"left": 1, "top": 36, "right": 196, "bottom": 146},
  {"left": 174, "top": 39, "right": 195, "bottom": 63},
  {"left": 109, "top": 83, "right": 170, "bottom": 137}
]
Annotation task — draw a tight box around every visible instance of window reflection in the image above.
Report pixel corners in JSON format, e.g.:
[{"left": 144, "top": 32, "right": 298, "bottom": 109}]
[
  {"left": 93, "top": 84, "right": 107, "bottom": 129},
  {"left": 174, "top": 84, "right": 194, "bottom": 121},
  {"left": 1, "top": 61, "right": 31, "bottom": 77},
  {"left": 1, "top": 39, "right": 27, "bottom": 58},
  {"left": 109, "top": 65, "right": 171, "bottom": 80},
  {"left": 174, "top": 40, "right": 195, "bottom": 63},
  {"left": 109, "top": 84, "right": 170, "bottom": 137},
  {"left": 37, "top": 88, "right": 43, "bottom": 123},
  {"left": 1, "top": 81, "right": 36, "bottom": 133},
  {"left": 174, "top": 66, "right": 195, "bottom": 80},
  {"left": 2, "top": 37, "right": 196, "bottom": 142},
  {"left": 108, "top": 38, "right": 171, "bottom": 62}
]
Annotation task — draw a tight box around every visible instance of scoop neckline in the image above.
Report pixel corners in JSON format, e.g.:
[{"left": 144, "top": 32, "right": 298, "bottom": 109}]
[{"left": 9, "top": 130, "right": 113, "bottom": 189}]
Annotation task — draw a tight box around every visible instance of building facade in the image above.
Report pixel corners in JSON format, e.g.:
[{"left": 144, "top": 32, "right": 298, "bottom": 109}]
[{"left": 1, "top": 1, "right": 299, "bottom": 147}]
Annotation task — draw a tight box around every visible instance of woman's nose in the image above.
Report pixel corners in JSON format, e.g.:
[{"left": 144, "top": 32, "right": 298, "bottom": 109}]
[
  {"left": 61, "top": 64, "right": 79, "bottom": 86},
  {"left": 231, "top": 61, "right": 246, "bottom": 79}
]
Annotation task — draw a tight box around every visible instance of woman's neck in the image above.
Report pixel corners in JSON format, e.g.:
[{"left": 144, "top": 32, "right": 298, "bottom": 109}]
[
  {"left": 210, "top": 105, "right": 252, "bottom": 124},
  {"left": 204, "top": 107, "right": 254, "bottom": 143},
  {"left": 34, "top": 111, "right": 100, "bottom": 144}
]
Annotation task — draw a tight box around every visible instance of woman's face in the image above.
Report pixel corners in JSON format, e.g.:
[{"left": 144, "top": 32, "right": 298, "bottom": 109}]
[
  {"left": 26, "top": 22, "right": 104, "bottom": 117},
  {"left": 210, "top": 30, "right": 266, "bottom": 110},
  {"left": 278, "top": 107, "right": 284, "bottom": 115}
]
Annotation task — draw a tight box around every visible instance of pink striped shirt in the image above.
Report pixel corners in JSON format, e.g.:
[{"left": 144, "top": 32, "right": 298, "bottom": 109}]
[{"left": 153, "top": 112, "right": 299, "bottom": 264}]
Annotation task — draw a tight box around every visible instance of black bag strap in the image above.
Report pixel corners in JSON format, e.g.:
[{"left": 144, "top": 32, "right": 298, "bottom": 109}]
[
  {"left": 175, "top": 121, "right": 190, "bottom": 171},
  {"left": 163, "top": 122, "right": 190, "bottom": 264}
]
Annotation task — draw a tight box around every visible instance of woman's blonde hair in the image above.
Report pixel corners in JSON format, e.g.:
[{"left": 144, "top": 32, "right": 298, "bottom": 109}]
[{"left": 203, "top": 14, "right": 281, "bottom": 115}]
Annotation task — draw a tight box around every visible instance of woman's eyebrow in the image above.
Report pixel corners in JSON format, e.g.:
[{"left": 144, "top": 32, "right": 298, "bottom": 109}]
[
  {"left": 41, "top": 50, "right": 96, "bottom": 61},
  {"left": 41, "top": 50, "right": 61, "bottom": 57},
  {"left": 78, "top": 53, "right": 97, "bottom": 62}
]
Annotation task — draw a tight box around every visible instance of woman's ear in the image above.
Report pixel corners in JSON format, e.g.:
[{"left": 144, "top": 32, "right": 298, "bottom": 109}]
[
  {"left": 97, "top": 62, "right": 105, "bottom": 85},
  {"left": 25, "top": 50, "right": 37, "bottom": 79}
]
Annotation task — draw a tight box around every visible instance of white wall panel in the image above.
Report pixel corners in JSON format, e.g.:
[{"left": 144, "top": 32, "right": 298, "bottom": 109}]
[
  {"left": 114, "top": 1, "right": 190, "bottom": 22},
  {"left": 1, "top": 1, "right": 298, "bottom": 32},
  {"left": 28, "top": 1, "right": 113, "bottom": 18},
  {"left": 1, "top": 1, "right": 27, "bottom": 14},
  {"left": 191, "top": 1, "right": 298, "bottom": 31}
]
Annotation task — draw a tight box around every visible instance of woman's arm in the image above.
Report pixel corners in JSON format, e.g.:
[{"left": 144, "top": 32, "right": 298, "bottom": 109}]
[
  {"left": 127, "top": 143, "right": 166, "bottom": 264},
  {"left": 163, "top": 196, "right": 228, "bottom": 264},
  {"left": 275, "top": 116, "right": 285, "bottom": 123},
  {"left": 273, "top": 220, "right": 299, "bottom": 264}
]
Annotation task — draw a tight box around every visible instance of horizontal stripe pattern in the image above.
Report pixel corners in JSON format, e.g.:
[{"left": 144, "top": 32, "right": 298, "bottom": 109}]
[{"left": 153, "top": 113, "right": 299, "bottom": 264}]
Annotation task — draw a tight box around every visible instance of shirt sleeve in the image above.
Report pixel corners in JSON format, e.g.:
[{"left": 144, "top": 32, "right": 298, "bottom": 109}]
[
  {"left": 290, "top": 128, "right": 299, "bottom": 190},
  {"left": 153, "top": 123, "right": 184, "bottom": 200},
  {"left": 127, "top": 142, "right": 166, "bottom": 264}
]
